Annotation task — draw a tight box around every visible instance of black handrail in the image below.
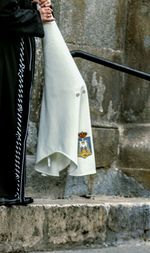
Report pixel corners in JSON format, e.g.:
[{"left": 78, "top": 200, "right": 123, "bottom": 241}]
[{"left": 71, "top": 50, "right": 150, "bottom": 81}]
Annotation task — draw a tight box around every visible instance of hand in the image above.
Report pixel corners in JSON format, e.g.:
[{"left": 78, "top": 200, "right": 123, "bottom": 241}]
[
  {"left": 39, "top": 0, "right": 55, "bottom": 22},
  {"left": 39, "top": 6, "right": 55, "bottom": 22}
]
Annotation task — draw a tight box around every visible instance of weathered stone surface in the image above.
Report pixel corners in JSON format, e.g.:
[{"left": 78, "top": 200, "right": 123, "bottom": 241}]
[
  {"left": 27, "top": 38, "right": 44, "bottom": 155},
  {"left": 92, "top": 127, "right": 119, "bottom": 168},
  {"left": 121, "top": 0, "right": 150, "bottom": 123},
  {"left": 27, "top": 121, "right": 38, "bottom": 155},
  {"left": 119, "top": 124, "right": 150, "bottom": 169},
  {"left": 72, "top": 49, "right": 123, "bottom": 125},
  {"left": 26, "top": 155, "right": 67, "bottom": 199},
  {"left": 122, "top": 168, "right": 150, "bottom": 191},
  {"left": 0, "top": 198, "right": 150, "bottom": 252},
  {"left": 51, "top": 0, "right": 61, "bottom": 24},
  {"left": 0, "top": 205, "right": 45, "bottom": 252},
  {"left": 64, "top": 175, "right": 90, "bottom": 198},
  {"left": 59, "top": 0, "right": 127, "bottom": 50},
  {"left": 29, "top": 38, "right": 44, "bottom": 124},
  {"left": 107, "top": 204, "right": 150, "bottom": 242},
  {"left": 92, "top": 169, "right": 150, "bottom": 198},
  {"left": 46, "top": 205, "right": 107, "bottom": 246}
]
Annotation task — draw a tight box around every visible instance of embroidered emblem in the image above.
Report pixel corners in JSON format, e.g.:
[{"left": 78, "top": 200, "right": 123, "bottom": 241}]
[{"left": 78, "top": 132, "right": 92, "bottom": 159}]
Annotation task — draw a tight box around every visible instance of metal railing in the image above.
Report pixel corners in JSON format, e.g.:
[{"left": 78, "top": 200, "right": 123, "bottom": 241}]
[{"left": 71, "top": 50, "right": 150, "bottom": 81}]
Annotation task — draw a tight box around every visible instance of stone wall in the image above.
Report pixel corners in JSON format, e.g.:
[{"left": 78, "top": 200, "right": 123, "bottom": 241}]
[
  {"left": 119, "top": 0, "right": 150, "bottom": 189},
  {"left": 27, "top": 0, "right": 150, "bottom": 198}
]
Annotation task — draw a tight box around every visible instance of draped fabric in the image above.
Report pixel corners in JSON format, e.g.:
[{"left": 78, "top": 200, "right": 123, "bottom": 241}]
[
  {"left": 35, "top": 21, "right": 96, "bottom": 177},
  {"left": 0, "top": 0, "right": 44, "bottom": 206}
]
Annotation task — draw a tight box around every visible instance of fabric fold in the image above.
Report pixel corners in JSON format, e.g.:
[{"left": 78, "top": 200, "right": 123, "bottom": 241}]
[{"left": 35, "top": 21, "right": 96, "bottom": 176}]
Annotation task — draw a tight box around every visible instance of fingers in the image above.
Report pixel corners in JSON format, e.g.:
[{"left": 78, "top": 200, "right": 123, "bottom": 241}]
[
  {"left": 39, "top": 6, "right": 55, "bottom": 22},
  {"left": 40, "top": 7, "right": 53, "bottom": 17},
  {"left": 39, "top": 0, "right": 54, "bottom": 23}
]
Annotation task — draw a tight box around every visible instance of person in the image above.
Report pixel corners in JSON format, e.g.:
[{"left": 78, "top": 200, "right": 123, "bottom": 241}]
[{"left": 0, "top": 0, "right": 53, "bottom": 206}]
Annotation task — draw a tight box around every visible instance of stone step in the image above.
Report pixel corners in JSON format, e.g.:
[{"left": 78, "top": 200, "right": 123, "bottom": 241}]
[
  {"left": 30, "top": 242, "right": 150, "bottom": 253},
  {"left": 0, "top": 197, "right": 150, "bottom": 252}
]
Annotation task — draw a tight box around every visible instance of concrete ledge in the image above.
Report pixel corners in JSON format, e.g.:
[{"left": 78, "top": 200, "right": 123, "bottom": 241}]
[{"left": 0, "top": 197, "right": 150, "bottom": 252}]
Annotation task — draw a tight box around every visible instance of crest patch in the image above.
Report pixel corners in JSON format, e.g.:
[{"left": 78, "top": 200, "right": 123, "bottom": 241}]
[{"left": 78, "top": 132, "right": 92, "bottom": 159}]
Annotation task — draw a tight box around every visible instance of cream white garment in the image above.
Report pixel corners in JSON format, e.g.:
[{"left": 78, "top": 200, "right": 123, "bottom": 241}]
[{"left": 35, "top": 21, "right": 96, "bottom": 176}]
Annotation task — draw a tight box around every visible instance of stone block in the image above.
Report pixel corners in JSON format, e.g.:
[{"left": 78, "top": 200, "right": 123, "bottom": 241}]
[
  {"left": 122, "top": 168, "right": 150, "bottom": 191},
  {"left": 106, "top": 203, "right": 150, "bottom": 242},
  {"left": 0, "top": 199, "right": 150, "bottom": 252},
  {"left": 121, "top": 0, "right": 150, "bottom": 123},
  {"left": 0, "top": 205, "right": 45, "bottom": 252},
  {"left": 93, "top": 127, "right": 119, "bottom": 168},
  {"left": 92, "top": 168, "right": 150, "bottom": 198},
  {"left": 59, "top": 0, "right": 127, "bottom": 50},
  {"left": 119, "top": 124, "right": 150, "bottom": 169},
  {"left": 45, "top": 204, "right": 107, "bottom": 246}
]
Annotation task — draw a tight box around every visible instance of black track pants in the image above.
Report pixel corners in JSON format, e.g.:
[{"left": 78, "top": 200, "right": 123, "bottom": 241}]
[{"left": 0, "top": 37, "right": 34, "bottom": 202}]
